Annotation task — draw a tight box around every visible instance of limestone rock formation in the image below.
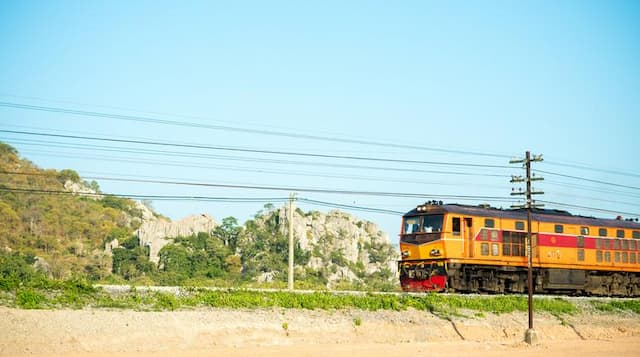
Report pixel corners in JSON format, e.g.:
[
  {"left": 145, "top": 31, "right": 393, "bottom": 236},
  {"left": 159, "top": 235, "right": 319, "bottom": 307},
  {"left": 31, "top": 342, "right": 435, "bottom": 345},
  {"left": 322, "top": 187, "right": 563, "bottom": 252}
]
[
  {"left": 256, "top": 205, "right": 398, "bottom": 287},
  {"left": 136, "top": 214, "right": 218, "bottom": 263},
  {"left": 63, "top": 180, "right": 102, "bottom": 199}
]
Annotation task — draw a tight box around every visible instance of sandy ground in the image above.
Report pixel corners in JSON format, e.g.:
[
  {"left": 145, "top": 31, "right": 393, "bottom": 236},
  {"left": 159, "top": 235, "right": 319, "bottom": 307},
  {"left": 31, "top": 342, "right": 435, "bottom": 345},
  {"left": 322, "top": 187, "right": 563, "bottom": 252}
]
[{"left": 1, "top": 306, "right": 639, "bottom": 357}]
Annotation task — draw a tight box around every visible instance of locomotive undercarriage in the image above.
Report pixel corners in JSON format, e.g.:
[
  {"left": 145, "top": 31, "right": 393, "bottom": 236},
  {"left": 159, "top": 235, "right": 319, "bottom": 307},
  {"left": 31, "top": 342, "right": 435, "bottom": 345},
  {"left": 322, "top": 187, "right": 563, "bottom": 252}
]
[{"left": 401, "top": 261, "right": 640, "bottom": 297}]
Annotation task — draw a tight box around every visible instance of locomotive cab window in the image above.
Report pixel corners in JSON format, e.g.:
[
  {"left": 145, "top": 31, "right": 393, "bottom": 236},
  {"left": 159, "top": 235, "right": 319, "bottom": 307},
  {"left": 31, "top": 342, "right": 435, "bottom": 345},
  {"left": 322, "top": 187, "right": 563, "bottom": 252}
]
[
  {"left": 422, "top": 214, "right": 443, "bottom": 233},
  {"left": 402, "top": 214, "right": 444, "bottom": 238},
  {"left": 403, "top": 218, "right": 420, "bottom": 234},
  {"left": 452, "top": 217, "right": 461, "bottom": 235}
]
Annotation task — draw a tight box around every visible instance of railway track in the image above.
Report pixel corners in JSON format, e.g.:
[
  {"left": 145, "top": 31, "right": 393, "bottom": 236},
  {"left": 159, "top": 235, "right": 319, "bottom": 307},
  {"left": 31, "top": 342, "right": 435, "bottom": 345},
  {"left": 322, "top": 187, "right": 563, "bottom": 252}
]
[{"left": 96, "top": 284, "right": 638, "bottom": 302}]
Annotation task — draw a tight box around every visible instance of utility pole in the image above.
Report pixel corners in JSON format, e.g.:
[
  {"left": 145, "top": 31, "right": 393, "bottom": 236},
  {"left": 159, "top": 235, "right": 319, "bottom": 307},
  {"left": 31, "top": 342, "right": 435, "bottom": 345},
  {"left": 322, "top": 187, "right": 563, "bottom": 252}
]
[
  {"left": 288, "top": 193, "right": 296, "bottom": 291},
  {"left": 509, "top": 151, "right": 544, "bottom": 345}
]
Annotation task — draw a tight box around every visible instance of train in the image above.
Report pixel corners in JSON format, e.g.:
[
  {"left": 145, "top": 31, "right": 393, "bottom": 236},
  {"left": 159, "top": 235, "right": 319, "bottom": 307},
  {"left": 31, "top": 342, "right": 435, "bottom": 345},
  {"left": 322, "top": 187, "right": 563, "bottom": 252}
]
[{"left": 398, "top": 201, "right": 640, "bottom": 296}]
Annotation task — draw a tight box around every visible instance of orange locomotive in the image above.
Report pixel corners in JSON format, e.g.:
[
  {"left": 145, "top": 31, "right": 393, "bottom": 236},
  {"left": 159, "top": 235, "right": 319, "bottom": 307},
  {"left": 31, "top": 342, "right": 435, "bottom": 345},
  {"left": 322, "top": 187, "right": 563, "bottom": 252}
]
[{"left": 398, "top": 201, "right": 640, "bottom": 296}]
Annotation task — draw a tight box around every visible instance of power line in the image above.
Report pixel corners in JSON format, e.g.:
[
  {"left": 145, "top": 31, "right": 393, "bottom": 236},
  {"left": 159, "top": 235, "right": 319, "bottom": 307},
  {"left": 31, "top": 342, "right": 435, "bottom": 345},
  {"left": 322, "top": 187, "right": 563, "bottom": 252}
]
[
  {"left": 11, "top": 141, "right": 640, "bottom": 206},
  {"left": 540, "top": 190, "right": 640, "bottom": 209},
  {"left": 0, "top": 186, "right": 401, "bottom": 216},
  {"left": 0, "top": 186, "right": 287, "bottom": 202},
  {"left": 0, "top": 101, "right": 511, "bottom": 158},
  {"left": 543, "top": 179, "right": 640, "bottom": 198},
  {"left": 3, "top": 138, "right": 510, "bottom": 178},
  {"left": 537, "top": 200, "right": 640, "bottom": 217},
  {"left": 298, "top": 198, "right": 404, "bottom": 215},
  {"left": 0, "top": 171, "right": 513, "bottom": 201},
  {"left": 0, "top": 129, "right": 511, "bottom": 170},
  {"left": 3, "top": 186, "right": 636, "bottom": 219},
  {"left": 534, "top": 169, "right": 640, "bottom": 191},
  {"left": 15, "top": 150, "right": 508, "bottom": 189},
  {"left": 544, "top": 159, "right": 640, "bottom": 179}
]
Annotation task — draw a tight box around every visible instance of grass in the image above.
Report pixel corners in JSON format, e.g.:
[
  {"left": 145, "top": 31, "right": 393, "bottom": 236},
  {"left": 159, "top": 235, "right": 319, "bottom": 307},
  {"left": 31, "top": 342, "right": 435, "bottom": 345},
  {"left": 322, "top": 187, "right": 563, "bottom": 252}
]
[
  {"left": 2, "top": 282, "right": 584, "bottom": 317},
  {"left": 591, "top": 299, "right": 640, "bottom": 314},
  {"left": 3, "top": 275, "right": 635, "bottom": 320}
]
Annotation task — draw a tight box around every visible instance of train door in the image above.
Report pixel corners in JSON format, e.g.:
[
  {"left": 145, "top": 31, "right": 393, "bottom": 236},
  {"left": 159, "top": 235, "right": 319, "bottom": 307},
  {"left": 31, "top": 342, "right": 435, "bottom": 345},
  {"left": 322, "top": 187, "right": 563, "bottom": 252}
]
[{"left": 465, "top": 218, "right": 473, "bottom": 257}]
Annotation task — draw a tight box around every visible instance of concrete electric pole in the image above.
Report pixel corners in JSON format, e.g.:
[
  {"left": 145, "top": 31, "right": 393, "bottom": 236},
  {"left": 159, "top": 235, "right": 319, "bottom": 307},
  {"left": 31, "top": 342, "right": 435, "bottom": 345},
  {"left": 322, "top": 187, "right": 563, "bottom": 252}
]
[{"left": 288, "top": 193, "right": 296, "bottom": 291}]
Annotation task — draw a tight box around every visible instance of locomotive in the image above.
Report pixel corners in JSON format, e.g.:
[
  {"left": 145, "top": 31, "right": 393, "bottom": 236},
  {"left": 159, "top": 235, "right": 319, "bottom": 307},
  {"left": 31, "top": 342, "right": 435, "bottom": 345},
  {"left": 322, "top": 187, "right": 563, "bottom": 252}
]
[{"left": 398, "top": 201, "right": 640, "bottom": 296}]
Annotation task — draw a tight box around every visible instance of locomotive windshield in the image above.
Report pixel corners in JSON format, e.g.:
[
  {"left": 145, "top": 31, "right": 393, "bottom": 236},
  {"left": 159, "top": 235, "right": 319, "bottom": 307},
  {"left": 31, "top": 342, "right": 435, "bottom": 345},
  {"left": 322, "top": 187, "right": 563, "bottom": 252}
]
[{"left": 403, "top": 214, "right": 444, "bottom": 234}]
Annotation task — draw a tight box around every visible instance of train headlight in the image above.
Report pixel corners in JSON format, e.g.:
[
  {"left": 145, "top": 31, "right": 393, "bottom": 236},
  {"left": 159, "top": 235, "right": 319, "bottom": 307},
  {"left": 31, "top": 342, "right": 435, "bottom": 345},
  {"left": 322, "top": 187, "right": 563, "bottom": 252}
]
[
  {"left": 429, "top": 249, "right": 441, "bottom": 257},
  {"left": 402, "top": 250, "right": 410, "bottom": 258}
]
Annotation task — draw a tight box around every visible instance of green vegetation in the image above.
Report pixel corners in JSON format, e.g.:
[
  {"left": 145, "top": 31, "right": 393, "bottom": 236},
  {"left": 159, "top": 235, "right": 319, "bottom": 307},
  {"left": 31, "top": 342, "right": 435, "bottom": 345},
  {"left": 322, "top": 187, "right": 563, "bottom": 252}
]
[
  {"left": 0, "top": 253, "right": 632, "bottom": 319},
  {"left": 0, "top": 142, "right": 397, "bottom": 292},
  {"left": 0, "top": 143, "right": 142, "bottom": 280},
  {"left": 591, "top": 299, "right": 640, "bottom": 314}
]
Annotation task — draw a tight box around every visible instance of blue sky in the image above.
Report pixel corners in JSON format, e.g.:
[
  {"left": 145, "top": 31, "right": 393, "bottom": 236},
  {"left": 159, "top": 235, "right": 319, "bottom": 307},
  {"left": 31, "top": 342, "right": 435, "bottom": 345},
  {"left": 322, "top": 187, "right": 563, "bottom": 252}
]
[{"left": 1, "top": 1, "right": 639, "bottom": 243}]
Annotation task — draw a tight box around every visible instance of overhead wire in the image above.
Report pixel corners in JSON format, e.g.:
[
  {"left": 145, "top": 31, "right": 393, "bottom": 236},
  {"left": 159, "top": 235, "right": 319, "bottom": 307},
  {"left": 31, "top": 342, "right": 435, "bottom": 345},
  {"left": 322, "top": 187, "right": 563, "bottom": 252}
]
[
  {"left": 0, "top": 101, "right": 511, "bottom": 158},
  {"left": 10, "top": 139, "right": 639, "bottom": 203},
  {"left": 534, "top": 169, "right": 640, "bottom": 191},
  {"left": 2, "top": 100, "right": 639, "bottom": 219},
  {"left": 1, "top": 137, "right": 511, "bottom": 178},
  {"left": 537, "top": 200, "right": 640, "bottom": 218},
  {"left": 14, "top": 150, "right": 509, "bottom": 189},
  {"left": 543, "top": 159, "right": 640, "bottom": 179},
  {"left": 0, "top": 129, "right": 512, "bottom": 169},
  {"left": 0, "top": 171, "right": 514, "bottom": 201},
  {"left": 0, "top": 186, "right": 402, "bottom": 216}
]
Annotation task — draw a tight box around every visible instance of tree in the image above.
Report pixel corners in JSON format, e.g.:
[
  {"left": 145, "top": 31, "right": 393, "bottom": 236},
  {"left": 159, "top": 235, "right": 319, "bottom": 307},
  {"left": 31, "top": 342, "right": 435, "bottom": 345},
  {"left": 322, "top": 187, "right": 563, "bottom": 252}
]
[
  {"left": 0, "top": 202, "right": 21, "bottom": 246},
  {"left": 158, "top": 245, "right": 190, "bottom": 276},
  {"left": 56, "top": 169, "right": 80, "bottom": 184},
  {"left": 212, "top": 216, "right": 241, "bottom": 250}
]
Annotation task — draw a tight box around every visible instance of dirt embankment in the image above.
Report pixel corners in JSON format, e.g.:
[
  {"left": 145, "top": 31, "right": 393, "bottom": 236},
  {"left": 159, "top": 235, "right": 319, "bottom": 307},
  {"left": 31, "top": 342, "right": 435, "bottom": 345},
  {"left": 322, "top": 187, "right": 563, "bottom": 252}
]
[{"left": 1, "top": 306, "right": 639, "bottom": 357}]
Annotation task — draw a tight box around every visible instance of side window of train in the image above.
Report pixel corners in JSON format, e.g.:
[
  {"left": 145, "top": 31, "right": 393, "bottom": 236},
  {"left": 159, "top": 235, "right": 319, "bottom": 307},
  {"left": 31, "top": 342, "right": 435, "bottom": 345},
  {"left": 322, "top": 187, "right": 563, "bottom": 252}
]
[
  {"left": 481, "top": 243, "right": 489, "bottom": 256},
  {"left": 554, "top": 224, "right": 564, "bottom": 233},
  {"left": 614, "top": 239, "right": 621, "bottom": 250},
  {"left": 599, "top": 228, "right": 607, "bottom": 237},
  {"left": 491, "top": 243, "right": 499, "bottom": 256},
  {"left": 515, "top": 221, "right": 525, "bottom": 231},
  {"left": 596, "top": 250, "right": 603, "bottom": 262},
  {"left": 633, "top": 231, "right": 640, "bottom": 239},
  {"left": 452, "top": 217, "right": 461, "bottom": 235},
  {"left": 617, "top": 230, "right": 625, "bottom": 238},
  {"left": 484, "top": 219, "right": 495, "bottom": 228},
  {"left": 580, "top": 227, "right": 589, "bottom": 235}
]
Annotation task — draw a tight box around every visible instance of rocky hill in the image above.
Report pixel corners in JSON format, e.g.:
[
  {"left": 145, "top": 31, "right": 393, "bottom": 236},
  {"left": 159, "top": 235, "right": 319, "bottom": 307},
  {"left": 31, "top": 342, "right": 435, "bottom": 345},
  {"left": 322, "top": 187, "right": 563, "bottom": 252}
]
[
  {"left": 133, "top": 213, "right": 217, "bottom": 264},
  {"left": 0, "top": 142, "right": 144, "bottom": 279},
  {"left": 238, "top": 205, "right": 397, "bottom": 288},
  {"left": 1, "top": 142, "right": 398, "bottom": 289}
]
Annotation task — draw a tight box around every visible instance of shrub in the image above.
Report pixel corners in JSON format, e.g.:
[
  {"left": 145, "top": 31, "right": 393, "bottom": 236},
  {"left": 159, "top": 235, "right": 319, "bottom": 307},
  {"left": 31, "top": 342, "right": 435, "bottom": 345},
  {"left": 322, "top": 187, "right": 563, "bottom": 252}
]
[
  {"left": 16, "top": 288, "right": 46, "bottom": 309},
  {"left": 154, "top": 292, "right": 179, "bottom": 311}
]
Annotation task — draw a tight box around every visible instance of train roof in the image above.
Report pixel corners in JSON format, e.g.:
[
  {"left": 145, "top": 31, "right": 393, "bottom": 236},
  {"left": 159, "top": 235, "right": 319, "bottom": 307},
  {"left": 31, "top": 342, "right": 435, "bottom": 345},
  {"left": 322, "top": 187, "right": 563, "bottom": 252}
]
[{"left": 403, "top": 202, "right": 640, "bottom": 230}]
